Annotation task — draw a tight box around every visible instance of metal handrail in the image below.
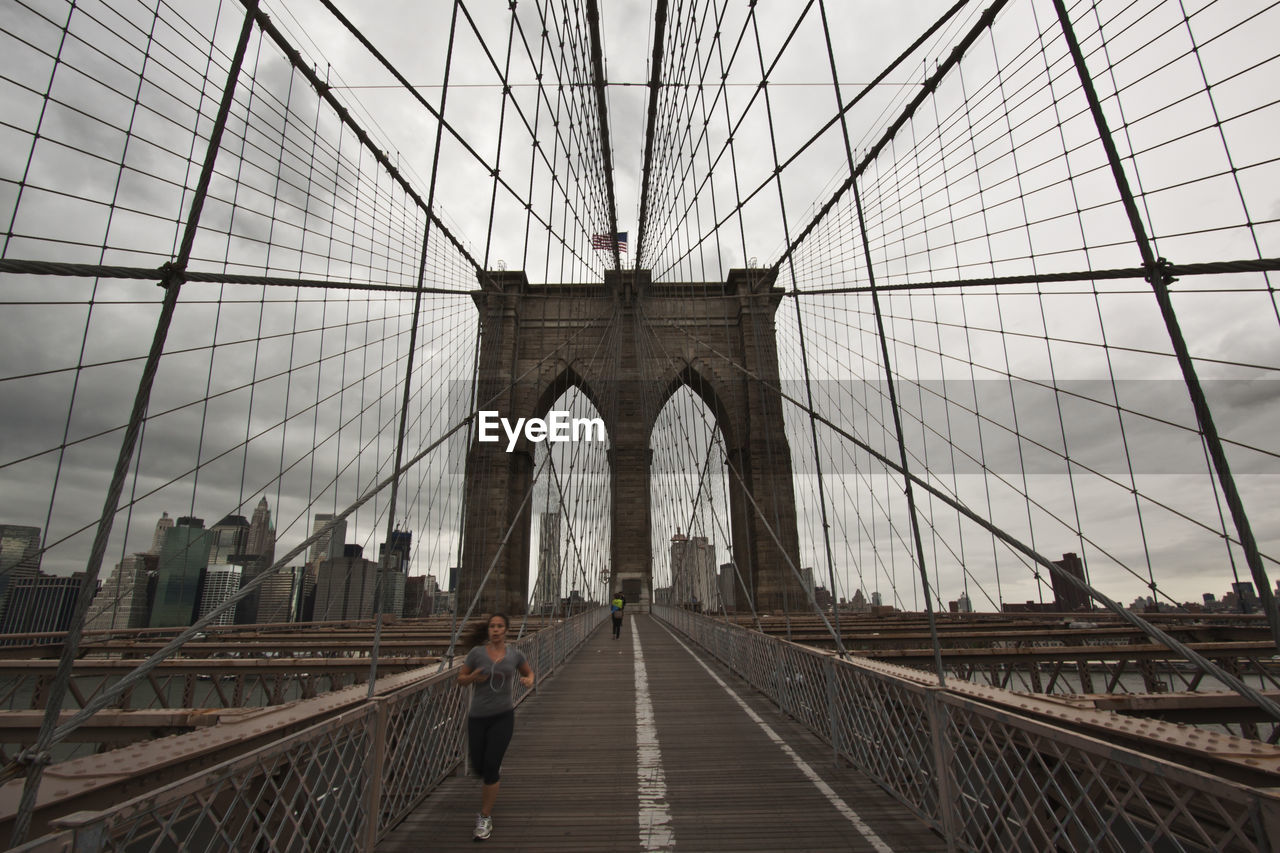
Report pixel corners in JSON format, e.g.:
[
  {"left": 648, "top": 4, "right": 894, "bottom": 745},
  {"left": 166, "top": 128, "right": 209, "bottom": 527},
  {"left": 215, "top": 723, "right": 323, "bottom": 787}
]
[
  {"left": 654, "top": 605, "right": 1280, "bottom": 852},
  {"left": 11, "top": 607, "right": 607, "bottom": 852}
]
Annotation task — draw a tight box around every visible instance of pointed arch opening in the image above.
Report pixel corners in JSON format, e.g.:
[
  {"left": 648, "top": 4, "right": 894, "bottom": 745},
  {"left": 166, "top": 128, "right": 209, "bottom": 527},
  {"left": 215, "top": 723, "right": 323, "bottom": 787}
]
[
  {"left": 526, "top": 379, "right": 611, "bottom": 615},
  {"left": 649, "top": 368, "right": 736, "bottom": 614}
]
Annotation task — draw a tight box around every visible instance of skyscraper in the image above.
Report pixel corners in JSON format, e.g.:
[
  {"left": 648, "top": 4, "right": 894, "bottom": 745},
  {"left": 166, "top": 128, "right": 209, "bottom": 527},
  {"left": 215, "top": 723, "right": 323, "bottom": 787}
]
[
  {"left": 798, "top": 567, "right": 816, "bottom": 603},
  {"left": 375, "top": 564, "right": 405, "bottom": 617},
  {"left": 295, "top": 564, "right": 318, "bottom": 622},
  {"left": 308, "top": 514, "right": 347, "bottom": 566},
  {"left": 1233, "top": 581, "right": 1259, "bottom": 614},
  {"left": 718, "top": 563, "right": 737, "bottom": 612},
  {"left": 196, "top": 515, "right": 250, "bottom": 626},
  {"left": 149, "top": 512, "right": 173, "bottom": 555},
  {"left": 254, "top": 566, "right": 299, "bottom": 623},
  {"left": 85, "top": 553, "right": 157, "bottom": 631},
  {"left": 379, "top": 529, "right": 412, "bottom": 572},
  {"left": 235, "top": 498, "right": 279, "bottom": 625},
  {"left": 0, "top": 525, "right": 42, "bottom": 619},
  {"left": 198, "top": 565, "right": 242, "bottom": 626},
  {"left": 403, "top": 574, "right": 427, "bottom": 618},
  {"left": 245, "top": 498, "right": 273, "bottom": 561},
  {"left": 533, "top": 513, "right": 562, "bottom": 609},
  {"left": 670, "top": 531, "right": 689, "bottom": 602},
  {"left": 671, "top": 532, "right": 717, "bottom": 610},
  {"left": 1051, "top": 552, "right": 1090, "bottom": 613},
  {"left": 0, "top": 573, "right": 87, "bottom": 638},
  {"left": 237, "top": 564, "right": 299, "bottom": 624},
  {"left": 313, "top": 547, "right": 378, "bottom": 621},
  {"left": 150, "top": 517, "right": 212, "bottom": 627},
  {"left": 207, "top": 515, "right": 250, "bottom": 567}
]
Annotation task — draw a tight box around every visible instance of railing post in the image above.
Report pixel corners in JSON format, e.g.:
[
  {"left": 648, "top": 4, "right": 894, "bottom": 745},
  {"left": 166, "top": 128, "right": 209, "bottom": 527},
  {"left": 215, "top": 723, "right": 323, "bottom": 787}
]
[
  {"left": 729, "top": 622, "right": 739, "bottom": 674},
  {"left": 773, "top": 645, "right": 788, "bottom": 715},
  {"left": 4, "top": 6, "right": 264, "bottom": 846},
  {"left": 925, "top": 688, "right": 959, "bottom": 852},
  {"left": 362, "top": 697, "right": 389, "bottom": 851},
  {"left": 825, "top": 656, "right": 839, "bottom": 767}
]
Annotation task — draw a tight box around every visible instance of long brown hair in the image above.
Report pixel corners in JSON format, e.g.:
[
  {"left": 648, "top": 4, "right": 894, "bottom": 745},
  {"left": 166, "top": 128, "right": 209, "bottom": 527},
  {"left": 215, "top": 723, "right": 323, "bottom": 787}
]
[{"left": 465, "top": 613, "right": 510, "bottom": 647}]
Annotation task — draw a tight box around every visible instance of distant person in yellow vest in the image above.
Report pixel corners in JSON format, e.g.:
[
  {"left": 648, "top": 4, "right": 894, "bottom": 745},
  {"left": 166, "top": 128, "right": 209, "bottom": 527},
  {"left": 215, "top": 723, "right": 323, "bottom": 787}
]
[{"left": 611, "top": 594, "right": 625, "bottom": 639}]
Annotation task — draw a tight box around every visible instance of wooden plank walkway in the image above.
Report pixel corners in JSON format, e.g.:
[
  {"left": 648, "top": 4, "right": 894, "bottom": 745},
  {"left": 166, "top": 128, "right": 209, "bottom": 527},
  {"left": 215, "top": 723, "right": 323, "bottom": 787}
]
[{"left": 378, "top": 614, "right": 946, "bottom": 851}]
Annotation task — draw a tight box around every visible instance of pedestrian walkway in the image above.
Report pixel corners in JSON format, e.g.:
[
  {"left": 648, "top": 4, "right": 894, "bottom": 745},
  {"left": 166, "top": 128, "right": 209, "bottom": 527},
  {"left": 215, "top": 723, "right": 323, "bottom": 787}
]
[{"left": 378, "top": 614, "right": 946, "bottom": 851}]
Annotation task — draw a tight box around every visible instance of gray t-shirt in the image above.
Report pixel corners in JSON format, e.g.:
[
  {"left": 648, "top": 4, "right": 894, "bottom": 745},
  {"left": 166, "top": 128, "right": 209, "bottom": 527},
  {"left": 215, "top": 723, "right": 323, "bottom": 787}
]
[{"left": 464, "top": 644, "right": 528, "bottom": 718}]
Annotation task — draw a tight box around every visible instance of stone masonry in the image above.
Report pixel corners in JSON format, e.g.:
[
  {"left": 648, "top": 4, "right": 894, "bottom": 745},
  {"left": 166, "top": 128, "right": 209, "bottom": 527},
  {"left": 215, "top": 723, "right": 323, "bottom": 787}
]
[{"left": 458, "top": 268, "right": 804, "bottom": 614}]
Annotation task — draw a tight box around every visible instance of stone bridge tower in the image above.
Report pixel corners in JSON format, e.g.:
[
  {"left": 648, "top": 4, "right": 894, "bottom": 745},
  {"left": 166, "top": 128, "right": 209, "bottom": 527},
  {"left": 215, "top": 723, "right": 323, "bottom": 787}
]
[{"left": 458, "top": 268, "right": 803, "bottom": 615}]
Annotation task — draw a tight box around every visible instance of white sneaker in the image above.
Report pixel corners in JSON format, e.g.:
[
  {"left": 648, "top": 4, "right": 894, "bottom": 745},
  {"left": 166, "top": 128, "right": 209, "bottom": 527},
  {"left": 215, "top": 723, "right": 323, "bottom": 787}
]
[{"left": 473, "top": 813, "right": 493, "bottom": 841}]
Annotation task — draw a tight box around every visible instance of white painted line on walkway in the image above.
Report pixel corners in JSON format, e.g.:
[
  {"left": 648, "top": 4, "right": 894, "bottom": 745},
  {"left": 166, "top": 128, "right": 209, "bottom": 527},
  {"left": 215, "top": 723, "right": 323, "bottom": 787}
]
[
  {"left": 632, "top": 622, "right": 680, "bottom": 845},
  {"left": 656, "top": 621, "right": 895, "bottom": 853},
  {"left": 633, "top": 623, "right": 676, "bottom": 851}
]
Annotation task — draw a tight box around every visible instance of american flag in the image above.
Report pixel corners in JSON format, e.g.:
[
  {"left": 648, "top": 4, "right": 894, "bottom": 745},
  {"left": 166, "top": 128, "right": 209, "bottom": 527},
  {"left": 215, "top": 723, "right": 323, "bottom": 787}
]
[{"left": 591, "top": 231, "right": 628, "bottom": 253}]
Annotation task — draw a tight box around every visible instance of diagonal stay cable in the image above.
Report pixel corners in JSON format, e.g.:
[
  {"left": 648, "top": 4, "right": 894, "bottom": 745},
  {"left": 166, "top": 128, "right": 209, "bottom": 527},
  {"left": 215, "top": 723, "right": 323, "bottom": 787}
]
[
  {"left": 368, "top": 0, "right": 464, "bottom": 698},
  {"left": 720, "top": 444, "right": 848, "bottom": 657},
  {"left": 634, "top": 0, "right": 669, "bottom": 267},
  {"left": 40, "top": 415, "right": 476, "bottom": 751},
  {"left": 0, "top": 308, "right": 613, "bottom": 778},
  {"left": 650, "top": 0, "right": 974, "bottom": 280},
  {"left": 772, "top": 0, "right": 1009, "bottom": 280},
  {"left": 1050, "top": 0, "right": 1280, "bottom": 652},
  {"left": 584, "top": 0, "right": 621, "bottom": 271},
  {"left": 312, "top": 0, "right": 606, "bottom": 277},
  {"left": 660, "top": 315, "right": 1280, "bottom": 724},
  {"left": 241, "top": 0, "right": 483, "bottom": 276},
  {"left": 443, "top": 450, "right": 553, "bottom": 667},
  {"left": 5, "top": 3, "right": 264, "bottom": 844}
]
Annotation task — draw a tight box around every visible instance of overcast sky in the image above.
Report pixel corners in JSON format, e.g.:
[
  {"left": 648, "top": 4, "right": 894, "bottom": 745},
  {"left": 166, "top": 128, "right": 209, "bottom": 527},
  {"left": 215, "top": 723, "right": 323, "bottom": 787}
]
[{"left": 1, "top": 0, "right": 1276, "bottom": 613}]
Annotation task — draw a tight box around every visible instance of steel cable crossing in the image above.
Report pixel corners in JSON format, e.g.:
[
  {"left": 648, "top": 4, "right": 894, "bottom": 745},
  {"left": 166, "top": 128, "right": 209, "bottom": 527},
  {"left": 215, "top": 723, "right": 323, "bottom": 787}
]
[
  {"left": 629, "top": 0, "right": 1279, "bottom": 717},
  {"left": 1, "top": 0, "right": 1280, "bottom": 843},
  {"left": 0, "top": 0, "right": 622, "bottom": 842}
]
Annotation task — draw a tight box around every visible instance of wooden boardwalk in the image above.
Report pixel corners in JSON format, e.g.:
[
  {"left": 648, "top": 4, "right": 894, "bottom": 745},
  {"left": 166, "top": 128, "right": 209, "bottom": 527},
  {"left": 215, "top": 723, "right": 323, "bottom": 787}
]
[{"left": 378, "top": 614, "right": 946, "bottom": 852}]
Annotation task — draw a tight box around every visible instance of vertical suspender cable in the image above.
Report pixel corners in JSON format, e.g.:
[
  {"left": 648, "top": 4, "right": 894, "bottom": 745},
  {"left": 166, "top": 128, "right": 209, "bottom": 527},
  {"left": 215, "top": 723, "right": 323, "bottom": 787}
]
[
  {"left": 1050, "top": 0, "right": 1280, "bottom": 652},
  {"left": 634, "top": 0, "right": 669, "bottom": 269},
  {"left": 850, "top": 173, "right": 947, "bottom": 686},
  {"left": 369, "top": 0, "right": 462, "bottom": 697},
  {"left": 585, "top": 0, "right": 622, "bottom": 271},
  {"left": 4, "top": 3, "right": 263, "bottom": 845}
]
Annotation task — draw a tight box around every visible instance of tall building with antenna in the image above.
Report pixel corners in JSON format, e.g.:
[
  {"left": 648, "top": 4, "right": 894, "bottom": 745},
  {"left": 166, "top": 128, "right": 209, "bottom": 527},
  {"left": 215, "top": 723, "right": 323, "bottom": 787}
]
[
  {"left": 533, "top": 513, "right": 562, "bottom": 610},
  {"left": 149, "top": 512, "right": 173, "bottom": 555}
]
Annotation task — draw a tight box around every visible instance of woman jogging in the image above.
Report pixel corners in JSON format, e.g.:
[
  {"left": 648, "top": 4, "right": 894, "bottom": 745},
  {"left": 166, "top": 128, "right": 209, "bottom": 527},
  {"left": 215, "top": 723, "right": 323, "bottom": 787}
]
[{"left": 457, "top": 613, "right": 535, "bottom": 841}]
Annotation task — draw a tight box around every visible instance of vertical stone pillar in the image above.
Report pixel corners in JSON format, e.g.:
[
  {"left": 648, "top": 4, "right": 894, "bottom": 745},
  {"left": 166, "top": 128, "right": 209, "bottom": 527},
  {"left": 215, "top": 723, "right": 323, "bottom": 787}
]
[
  {"left": 728, "top": 269, "right": 805, "bottom": 612},
  {"left": 459, "top": 271, "right": 534, "bottom": 615},
  {"left": 606, "top": 270, "right": 654, "bottom": 609},
  {"left": 610, "top": 447, "right": 653, "bottom": 610},
  {"left": 459, "top": 267, "right": 805, "bottom": 615}
]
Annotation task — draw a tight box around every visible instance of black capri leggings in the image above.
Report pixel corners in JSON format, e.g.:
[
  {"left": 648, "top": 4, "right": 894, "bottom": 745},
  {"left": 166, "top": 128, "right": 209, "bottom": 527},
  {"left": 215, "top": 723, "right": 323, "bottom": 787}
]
[{"left": 468, "top": 710, "right": 515, "bottom": 785}]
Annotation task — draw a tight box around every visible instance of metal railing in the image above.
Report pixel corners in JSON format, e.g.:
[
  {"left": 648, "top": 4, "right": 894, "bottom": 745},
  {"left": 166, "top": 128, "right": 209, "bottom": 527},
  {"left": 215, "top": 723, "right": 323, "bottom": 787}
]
[
  {"left": 12, "top": 608, "right": 607, "bottom": 852},
  {"left": 655, "top": 605, "right": 1280, "bottom": 853}
]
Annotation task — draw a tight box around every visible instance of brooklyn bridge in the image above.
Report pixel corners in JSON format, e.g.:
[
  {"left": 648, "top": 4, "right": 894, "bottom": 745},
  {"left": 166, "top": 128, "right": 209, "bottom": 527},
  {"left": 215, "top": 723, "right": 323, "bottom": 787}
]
[{"left": 0, "top": 0, "right": 1278, "bottom": 849}]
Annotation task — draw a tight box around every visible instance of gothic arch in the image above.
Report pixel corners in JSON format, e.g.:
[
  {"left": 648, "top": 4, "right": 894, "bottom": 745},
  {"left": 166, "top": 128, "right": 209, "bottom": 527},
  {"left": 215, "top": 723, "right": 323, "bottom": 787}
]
[
  {"left": 530, "top": 362, "right": 611, "bottom": 445},
  {"left": 652, "top": 361, "right": 737, "bottom": 451},
  {"left": 459, "top": 268, "right": 802, "bottom": 614}
]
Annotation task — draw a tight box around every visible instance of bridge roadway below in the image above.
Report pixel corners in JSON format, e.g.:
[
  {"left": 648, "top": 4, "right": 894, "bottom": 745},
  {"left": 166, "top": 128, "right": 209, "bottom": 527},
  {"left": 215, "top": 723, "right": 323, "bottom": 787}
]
[{"left": 379, "top": 614, "right": 945, "bottom": 851}]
